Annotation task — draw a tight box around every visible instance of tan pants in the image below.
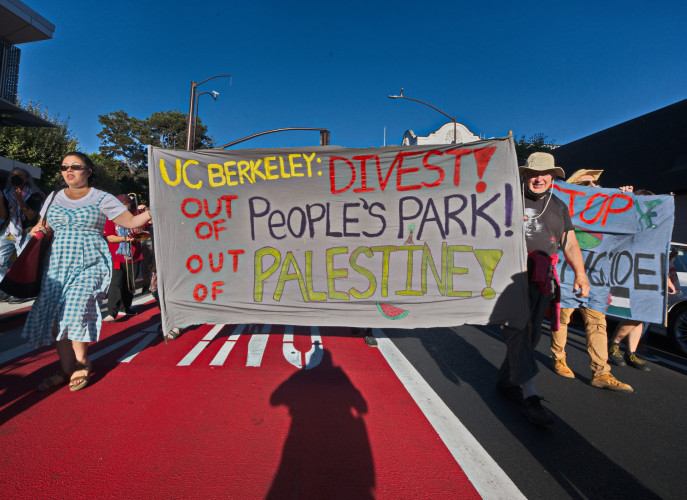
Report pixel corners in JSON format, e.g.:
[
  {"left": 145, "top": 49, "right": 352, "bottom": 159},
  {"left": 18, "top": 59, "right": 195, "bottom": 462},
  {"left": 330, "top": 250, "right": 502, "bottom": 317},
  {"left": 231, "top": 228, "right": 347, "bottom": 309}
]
[{"left": 550, "top": 307, "right": 610, "bottom": 376}]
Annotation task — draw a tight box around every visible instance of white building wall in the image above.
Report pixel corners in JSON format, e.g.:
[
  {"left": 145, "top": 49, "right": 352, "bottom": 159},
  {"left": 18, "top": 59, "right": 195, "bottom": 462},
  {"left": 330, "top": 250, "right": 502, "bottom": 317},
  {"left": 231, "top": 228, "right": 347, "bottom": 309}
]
[{"left": 402, "top": 121, "right": 480, "bottom": 146}]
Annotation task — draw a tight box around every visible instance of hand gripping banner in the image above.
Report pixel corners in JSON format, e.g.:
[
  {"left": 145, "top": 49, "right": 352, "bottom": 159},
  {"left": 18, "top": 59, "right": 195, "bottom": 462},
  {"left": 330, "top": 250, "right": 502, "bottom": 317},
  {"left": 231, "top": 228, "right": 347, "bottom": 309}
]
[
  {"left": 554, "top": 182, "right": 675, "bottom": 324},
  {"left": 148, "top": 138, "right": 529, "bottom": 332}
]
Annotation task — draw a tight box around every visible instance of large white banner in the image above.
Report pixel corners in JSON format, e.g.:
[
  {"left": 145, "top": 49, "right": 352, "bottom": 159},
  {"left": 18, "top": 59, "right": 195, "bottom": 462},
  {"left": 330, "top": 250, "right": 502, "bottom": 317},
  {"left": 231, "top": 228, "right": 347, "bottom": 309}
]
[{"left": 148, "top": 139, "right": 529, "bottom": 332}]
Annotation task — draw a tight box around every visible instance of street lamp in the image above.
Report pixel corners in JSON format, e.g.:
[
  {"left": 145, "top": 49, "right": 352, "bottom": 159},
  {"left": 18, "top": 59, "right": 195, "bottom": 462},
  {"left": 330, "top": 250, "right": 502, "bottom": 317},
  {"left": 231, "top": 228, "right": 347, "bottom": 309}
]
[
  {"left": 388, "top": 89, "right": 458, "bottom": 145},
  {"left": 191, "top": 90, "right": 219, "bottom": 150},
  {"left": 185, "top": 74, "right": 231, "bottom": 150}
]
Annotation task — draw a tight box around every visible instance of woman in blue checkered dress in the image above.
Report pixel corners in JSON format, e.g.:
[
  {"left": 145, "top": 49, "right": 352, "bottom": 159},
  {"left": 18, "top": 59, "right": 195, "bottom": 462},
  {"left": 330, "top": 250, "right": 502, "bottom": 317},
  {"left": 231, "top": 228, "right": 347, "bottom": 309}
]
[{"left": 23, "top": 153, "right": 152, "bottom": 392}]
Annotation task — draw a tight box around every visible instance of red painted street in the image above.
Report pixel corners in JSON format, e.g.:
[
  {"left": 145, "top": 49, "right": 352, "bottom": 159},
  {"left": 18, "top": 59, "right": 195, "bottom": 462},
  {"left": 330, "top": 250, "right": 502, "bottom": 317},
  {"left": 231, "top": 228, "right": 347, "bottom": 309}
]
[{"left": 0, "top": 301, "right": 496, "bottom": 499}]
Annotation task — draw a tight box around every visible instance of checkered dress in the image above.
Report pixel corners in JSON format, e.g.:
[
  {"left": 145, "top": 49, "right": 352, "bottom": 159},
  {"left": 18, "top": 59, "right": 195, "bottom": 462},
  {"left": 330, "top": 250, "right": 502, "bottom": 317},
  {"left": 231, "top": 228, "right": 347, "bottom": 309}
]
[{"left": 23, "top": 194, "right": 112, "bottom": 347}]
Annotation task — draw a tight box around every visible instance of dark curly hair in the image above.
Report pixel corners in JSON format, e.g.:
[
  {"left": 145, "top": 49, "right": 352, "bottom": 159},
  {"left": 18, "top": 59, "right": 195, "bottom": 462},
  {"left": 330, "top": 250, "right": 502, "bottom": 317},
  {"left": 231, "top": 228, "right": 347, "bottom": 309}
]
[{"left": 63, "top": 151, "right": 96, "bottom": 186}]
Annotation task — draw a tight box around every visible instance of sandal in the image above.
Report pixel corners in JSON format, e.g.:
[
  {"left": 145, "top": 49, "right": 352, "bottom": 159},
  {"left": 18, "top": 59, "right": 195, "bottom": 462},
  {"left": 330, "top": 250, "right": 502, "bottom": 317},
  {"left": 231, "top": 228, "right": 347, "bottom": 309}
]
[
  {"left": 69, "top": 361, "right": 92, "bottom": 392},
  {"left": 37, "top": 369, "right": 71, "bottom": 392},
  {"left": 164, "top": 328, "right": 181, "bottom": 344}
]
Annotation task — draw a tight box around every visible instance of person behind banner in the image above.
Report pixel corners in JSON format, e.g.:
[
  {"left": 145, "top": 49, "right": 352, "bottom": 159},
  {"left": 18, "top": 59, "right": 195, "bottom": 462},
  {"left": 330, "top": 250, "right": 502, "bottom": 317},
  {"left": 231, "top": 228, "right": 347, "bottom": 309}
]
[
  {"left": 0, "top": 168, "right": 45, "bottom": 302},
  {"left": 608, "top": 189, "right": 678, "bottom": 371},
  {"left": 549, "top": 169, "right": 633, "bottom": 392},
  {"left": 22, "top": 152, "right": 152, "bottom": 392},
  {"left": 497, "top": 152, "right": 590, "bottom": 427},
  {"left": 102, "top": 194, "right": 145, "bottom": 322}
]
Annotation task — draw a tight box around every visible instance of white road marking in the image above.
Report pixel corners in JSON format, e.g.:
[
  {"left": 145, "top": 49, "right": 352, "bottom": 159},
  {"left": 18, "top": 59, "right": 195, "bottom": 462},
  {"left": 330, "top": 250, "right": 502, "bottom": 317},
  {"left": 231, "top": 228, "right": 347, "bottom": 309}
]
[
  {"left": 282, "top": 325, "right": 324, "bottom": 369},
  {"left": 305, "top": 326, "right": 323, "bottom": 370},
  {"left": 282, "top": 325, "right": 301, "bottom": 368},
  {"left": 90, "top": 331, "right": 148, "bottom": 361},
  {"left": 372, "top": 328, "right": 525, "bottom": 500},
  {"left": 246, "top": 324, "right": 271, "bottom": 367},
  {"left": 210, "top": 324, "right": 246, "bottom": 366},
  {"left": 178, "top": 324, "right": 226, "bottom": 366},
  {"left": 118, "top": 332, "right": 159, "bottom": 363}
]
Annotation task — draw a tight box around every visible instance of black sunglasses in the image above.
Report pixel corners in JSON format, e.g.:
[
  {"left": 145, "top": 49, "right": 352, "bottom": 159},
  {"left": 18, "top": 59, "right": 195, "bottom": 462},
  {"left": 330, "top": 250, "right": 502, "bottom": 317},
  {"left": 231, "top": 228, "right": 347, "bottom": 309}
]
[
  {"left": 60, "top": 164, "right": 88, "bottom": 171},
  {"left": 576, "top": 180, "right": 601, "bottom": 187}
]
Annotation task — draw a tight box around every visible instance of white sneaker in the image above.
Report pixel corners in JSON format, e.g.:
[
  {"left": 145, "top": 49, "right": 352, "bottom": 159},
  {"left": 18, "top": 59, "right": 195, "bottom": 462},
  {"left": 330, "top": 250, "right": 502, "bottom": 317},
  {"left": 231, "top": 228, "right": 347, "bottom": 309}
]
[{"left": 103, "top": 315, "right": 116, "bottom": 322}]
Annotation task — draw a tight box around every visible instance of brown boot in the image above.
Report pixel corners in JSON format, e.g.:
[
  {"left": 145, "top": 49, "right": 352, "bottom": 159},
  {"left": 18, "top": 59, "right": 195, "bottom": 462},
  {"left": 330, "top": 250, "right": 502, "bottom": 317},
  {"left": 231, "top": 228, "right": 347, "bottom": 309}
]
[
  {"left": 551, "top": 358, "right": 575, "bottom": 378},
  {"left": 591, "top": 373, "right": 633, "bottom": 393}
]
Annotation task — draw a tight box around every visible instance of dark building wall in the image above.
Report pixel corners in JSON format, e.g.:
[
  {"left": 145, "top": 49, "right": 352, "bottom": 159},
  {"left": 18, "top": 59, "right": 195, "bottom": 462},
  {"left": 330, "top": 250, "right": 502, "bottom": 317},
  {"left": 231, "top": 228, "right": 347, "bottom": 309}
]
[
  {"left": 552, "top": 99, "right": 687, "bottom": 196},
  {"left": 552, "top": 99, "right": 687, "bottom": 243}
]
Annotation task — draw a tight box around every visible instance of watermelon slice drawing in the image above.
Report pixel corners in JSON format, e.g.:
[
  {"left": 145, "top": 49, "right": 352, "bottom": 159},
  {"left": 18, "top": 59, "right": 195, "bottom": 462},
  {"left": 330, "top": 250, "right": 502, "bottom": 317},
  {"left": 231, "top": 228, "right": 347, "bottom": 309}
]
[
  {"left": 376, "top": 302, "right": 409, "bottom": 320},
  {"left": 574, "top": 226, "right": 604, "bottom": 250}
]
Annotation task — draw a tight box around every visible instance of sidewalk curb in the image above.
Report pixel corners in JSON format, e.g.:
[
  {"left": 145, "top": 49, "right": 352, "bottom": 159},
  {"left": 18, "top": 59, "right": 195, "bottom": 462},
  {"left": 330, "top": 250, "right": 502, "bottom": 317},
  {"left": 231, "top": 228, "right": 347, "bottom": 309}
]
[{"left": 0, "top": 304, "right": 32, "bottom": 322}]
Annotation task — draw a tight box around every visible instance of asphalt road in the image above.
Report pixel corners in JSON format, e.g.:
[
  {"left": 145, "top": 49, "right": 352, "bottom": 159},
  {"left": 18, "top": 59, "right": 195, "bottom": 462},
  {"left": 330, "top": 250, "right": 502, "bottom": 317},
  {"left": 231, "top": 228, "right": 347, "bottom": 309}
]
[{"left": 384, "top": 323, "right": 687, "bottom": 499}]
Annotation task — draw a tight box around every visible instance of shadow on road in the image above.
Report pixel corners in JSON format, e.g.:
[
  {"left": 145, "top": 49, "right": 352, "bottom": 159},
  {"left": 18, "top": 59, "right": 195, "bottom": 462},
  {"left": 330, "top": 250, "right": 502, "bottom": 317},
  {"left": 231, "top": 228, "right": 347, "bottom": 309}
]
[
  {"left": 0, "top": 305, "right": 160, "bottom": 427},
  {"left": 267, "top": 348, "right": 374, "bottom": 499},
  {"left": 418, "top": 326, "right": 660, "bottom": 499}
]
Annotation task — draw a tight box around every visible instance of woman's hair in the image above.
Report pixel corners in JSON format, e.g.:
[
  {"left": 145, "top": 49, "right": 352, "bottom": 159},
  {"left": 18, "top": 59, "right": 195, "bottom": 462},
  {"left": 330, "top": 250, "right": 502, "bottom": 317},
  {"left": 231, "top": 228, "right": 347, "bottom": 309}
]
[
  {"left": 63, "top": 151, "right": 96, "bottom": 186},
  {"left": 4, "top": 167, "right": 42, "bottom": 194},
  {"left": 634, "top": 189, "right": 655, "bottom": 196}
]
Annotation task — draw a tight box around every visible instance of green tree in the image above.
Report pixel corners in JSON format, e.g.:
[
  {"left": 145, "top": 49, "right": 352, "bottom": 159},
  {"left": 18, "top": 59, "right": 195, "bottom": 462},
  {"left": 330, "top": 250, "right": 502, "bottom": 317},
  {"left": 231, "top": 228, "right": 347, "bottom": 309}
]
[
  {"left": 97, "top": 109, "right": 213, "bottom": 171},
  {"left": 144, "top": 110, "right": 212, "bottom": 150},
  {"left": 96, "top": 110, "right": 147, "bottom": 174},
  {"left": 96, "top": 109, "right": 213, "bottom": 201},
  {"left": 0, "top": 101, "right": 79, "bottom": 190},
  {"left": 514, "top": 133, "right": 556, "bottom": 163}
]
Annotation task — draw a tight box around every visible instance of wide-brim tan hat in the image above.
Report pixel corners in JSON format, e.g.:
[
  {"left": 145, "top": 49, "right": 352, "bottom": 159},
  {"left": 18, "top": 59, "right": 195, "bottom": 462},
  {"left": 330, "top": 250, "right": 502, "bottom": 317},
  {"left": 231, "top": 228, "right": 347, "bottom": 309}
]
[
  {"left": 566, "top": 169, "right": 604, "bottom": 184},
  {"left": 518, "top": 152, "right": 565, "bottom": 179}
]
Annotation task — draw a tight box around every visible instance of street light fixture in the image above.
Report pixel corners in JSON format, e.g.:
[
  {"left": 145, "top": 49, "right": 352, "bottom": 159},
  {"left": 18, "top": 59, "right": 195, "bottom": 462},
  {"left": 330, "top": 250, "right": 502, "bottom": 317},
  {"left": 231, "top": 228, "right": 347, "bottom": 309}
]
[
  {"left": 186, "top": 74, "right": 232, "bottom": 150},
  {"left": 218, "top": 128, "right": 331, "bottom": 149},
  {"left": 191, "top": 90, "right": 219, "bottom": 150},
  {"left": 388, "top": 89, "right": 458, "bottom": 145}
]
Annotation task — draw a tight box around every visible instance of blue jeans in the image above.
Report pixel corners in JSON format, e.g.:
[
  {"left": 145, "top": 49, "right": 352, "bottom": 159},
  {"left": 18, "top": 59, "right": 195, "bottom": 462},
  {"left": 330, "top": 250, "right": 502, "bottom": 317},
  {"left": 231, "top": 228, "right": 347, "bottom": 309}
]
[{"left": 0, "top": 232, "right": 30, "bottom": 282}]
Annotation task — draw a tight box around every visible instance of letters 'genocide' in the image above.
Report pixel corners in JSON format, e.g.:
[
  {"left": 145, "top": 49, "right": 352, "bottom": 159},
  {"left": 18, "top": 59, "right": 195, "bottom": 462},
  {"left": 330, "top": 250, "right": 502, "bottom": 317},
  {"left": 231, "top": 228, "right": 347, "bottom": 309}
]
[
  {"left": 553, "top": 182, "right": 675, "bottom": 324},
  {"left": 148, "top": 139, "right": 530, "bottom": 332}
]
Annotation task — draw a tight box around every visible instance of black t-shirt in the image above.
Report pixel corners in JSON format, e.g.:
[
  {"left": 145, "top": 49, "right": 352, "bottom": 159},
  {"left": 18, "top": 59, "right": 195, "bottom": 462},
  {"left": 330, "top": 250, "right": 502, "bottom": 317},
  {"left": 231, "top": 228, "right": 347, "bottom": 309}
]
[{"left": 523, "top": 192, "right": 573, "bottom": 256}]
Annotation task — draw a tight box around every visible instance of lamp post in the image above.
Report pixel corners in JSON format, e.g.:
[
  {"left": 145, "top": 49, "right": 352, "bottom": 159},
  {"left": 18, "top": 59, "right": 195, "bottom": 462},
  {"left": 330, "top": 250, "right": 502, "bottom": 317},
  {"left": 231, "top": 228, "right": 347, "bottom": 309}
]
[
  {"left": 218, "top": 128, "right": 331, "bottom": 149},
  {"left": 185, "top": 74, "right": 231, "bottom": 150},
  {"left": 388, "top": 89, "right": 457, "bottom": 145},
  {"left": 191, "top": 90, "right": 219, "bottom": 150}
]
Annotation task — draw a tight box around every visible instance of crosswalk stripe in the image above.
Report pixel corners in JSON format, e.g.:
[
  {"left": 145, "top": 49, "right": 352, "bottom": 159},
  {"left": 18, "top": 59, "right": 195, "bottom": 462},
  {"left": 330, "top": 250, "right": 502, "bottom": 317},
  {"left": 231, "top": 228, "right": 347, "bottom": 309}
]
[
  {"left": 210, "top": 324, "right": 245, "bottom": 366},
  {"left": 118, "top": 332, "right": 159, "bottom": 363},
  {"left": 178, "top": 324, "right": 226, "bottom": 366},
  {"left": 90, "top": 331, "right": 148, "bottom": 361},
  {"left": 246, "top": 324, "right": 271, "bottom": 367}
]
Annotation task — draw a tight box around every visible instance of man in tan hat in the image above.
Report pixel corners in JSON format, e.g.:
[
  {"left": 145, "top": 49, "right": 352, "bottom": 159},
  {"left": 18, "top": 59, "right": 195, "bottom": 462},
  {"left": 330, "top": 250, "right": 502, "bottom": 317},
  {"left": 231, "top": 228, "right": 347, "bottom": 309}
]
[
  {"left": 549, "top": 169, "right": 633, "bottom": 392},
  {"left": 497, "top": 152, "right": 590, "bottom": 426}
]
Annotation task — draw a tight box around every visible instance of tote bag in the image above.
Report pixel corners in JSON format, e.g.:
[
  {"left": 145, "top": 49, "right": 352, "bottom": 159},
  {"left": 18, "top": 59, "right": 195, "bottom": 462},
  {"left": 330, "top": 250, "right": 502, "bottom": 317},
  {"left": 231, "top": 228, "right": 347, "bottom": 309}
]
[{"left": 0, "top": 193, "right": 56, "bottom": 298}]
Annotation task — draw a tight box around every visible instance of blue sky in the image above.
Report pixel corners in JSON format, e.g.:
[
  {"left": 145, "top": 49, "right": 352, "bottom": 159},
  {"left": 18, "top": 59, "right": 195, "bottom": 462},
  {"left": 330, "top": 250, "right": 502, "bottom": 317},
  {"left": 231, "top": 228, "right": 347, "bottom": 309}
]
[{"left": 16, "top": 0, "right": 687, "bottom": 153}]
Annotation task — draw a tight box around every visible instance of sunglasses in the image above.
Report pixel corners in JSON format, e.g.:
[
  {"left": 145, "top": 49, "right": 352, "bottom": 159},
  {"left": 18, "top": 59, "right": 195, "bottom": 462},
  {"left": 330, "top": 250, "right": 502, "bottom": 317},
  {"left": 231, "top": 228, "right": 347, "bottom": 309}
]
[
  {"left": 576, "top": 180, "right": 600, "bottom": 187},
  {"left": 60, "top": 164, "right": 88, "bottom": 171}
]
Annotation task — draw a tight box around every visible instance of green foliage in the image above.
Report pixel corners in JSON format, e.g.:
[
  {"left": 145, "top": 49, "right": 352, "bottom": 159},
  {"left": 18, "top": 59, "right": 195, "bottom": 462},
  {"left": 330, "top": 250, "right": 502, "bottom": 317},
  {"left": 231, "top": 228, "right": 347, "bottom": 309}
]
[
  {"left": 96, "top": 109, "right": 213, "bottom": 201},
  {"left": 97, "top": 109, "right": 212, "bottom": 169},
  {"left": 0, "top": 101, "right": 79, "bottom": 191},
  {"left": 97, "top": 110, "right": 147, "bottom": 174},
  {"left": 144, "top": 110, "right": 211, "bottom": 150},
  {"left": 87, "top": 152, "right": 146, "bottom": 199},
  {"left": 514, "top": 133, "right": 556, "bottom": 163}
]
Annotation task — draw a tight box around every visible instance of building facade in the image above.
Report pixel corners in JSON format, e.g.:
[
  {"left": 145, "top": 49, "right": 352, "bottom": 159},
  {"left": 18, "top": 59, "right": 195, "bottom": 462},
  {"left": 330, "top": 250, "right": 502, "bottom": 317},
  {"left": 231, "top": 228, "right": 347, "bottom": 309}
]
[{"left": 0, "top": 0, "right": 55, "bottom": 179}]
